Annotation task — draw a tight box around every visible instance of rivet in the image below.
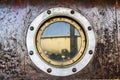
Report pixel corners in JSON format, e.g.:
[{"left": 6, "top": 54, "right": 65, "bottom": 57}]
[
  {"left": 88, "top": 26, "right": 92, "bottom": 30},
  {"left": 89, "top": 50, "right": 93, "bottom": 55},
  {"left": 29, "top": 51, "right": 34, "bottom": 55},
  {"left": 30, "top": 26, "right": 34, "bottom": 31},
  {"left": 71, "top": 10, "right": 75, "bottom": 14},
  {"left": 47, "top": 10, "right": 51, "bottom": 14},
  {"left": 47, "top": 68, "right": 52, "bottom": 73},
  {"left": 72, "top": 68, "right": 77, "bottom": 72}
]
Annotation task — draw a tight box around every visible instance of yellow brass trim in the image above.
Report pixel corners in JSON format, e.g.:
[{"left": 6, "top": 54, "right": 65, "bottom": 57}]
[{"left": 36, "top": 17, "right": 87, "bottom": 66}]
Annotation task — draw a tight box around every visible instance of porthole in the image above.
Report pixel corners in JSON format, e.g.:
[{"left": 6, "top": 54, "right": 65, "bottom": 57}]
[{"left": 26, "top": 7, "right": 96, "bottom": 76}]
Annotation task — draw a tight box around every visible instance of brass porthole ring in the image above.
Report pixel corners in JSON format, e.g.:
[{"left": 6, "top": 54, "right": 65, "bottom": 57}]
[{"left": 36, "top": 17, "right": 87, "bottom": 66}]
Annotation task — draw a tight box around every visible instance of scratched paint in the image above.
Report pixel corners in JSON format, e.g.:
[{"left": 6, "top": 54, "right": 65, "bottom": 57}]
[{"left": 0, "top": 0, "right": 120, "bottom": 79}]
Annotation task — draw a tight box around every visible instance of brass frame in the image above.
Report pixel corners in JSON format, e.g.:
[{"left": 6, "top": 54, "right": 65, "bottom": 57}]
[{"left": 36, "top": 17, "right": 87, "bottom": 66}]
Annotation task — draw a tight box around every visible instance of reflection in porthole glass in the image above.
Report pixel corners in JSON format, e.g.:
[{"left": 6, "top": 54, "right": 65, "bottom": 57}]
[{"left": 41, "top": 21, "right": 81, "bottom": 62}]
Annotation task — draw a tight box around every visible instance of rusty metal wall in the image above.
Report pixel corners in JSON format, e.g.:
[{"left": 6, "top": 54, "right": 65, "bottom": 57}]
[{"left": 0, "top": 0, "right": 120, "bottom": 79}]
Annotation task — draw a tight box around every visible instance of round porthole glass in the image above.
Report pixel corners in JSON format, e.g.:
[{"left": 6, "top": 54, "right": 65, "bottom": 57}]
[
  {"left": 26, "top": 7, "right": 96, "bottom": 76},
  {"left": 36, "top": 17, "right": 86, "bottom": 66}
]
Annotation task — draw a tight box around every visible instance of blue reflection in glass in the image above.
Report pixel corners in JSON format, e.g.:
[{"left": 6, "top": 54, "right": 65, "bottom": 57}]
[{"left": 42, "top": 21, "right": 79, "bottom": 37}]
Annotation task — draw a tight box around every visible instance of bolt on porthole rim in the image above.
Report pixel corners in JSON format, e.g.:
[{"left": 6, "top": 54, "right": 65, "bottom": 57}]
[
  {"left": 30, "top": 26, "right": 34, "bottom": 31},
  {"left": 29, "top": 51, "right": 34, "bottom": 55}
]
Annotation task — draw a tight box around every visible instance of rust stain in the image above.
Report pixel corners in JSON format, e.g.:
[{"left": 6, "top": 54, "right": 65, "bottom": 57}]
[
  {"left": 16, "top": 0, "right": 22, "bottom": 6},
  {"left": 115, "top": 0, "right": 119, "bottom": 8},
  {"left": 0, "top": 0, "right": 116, "bottom": 6}
]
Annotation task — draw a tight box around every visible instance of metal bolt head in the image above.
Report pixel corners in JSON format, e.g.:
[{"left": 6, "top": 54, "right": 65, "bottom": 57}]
[
  {"left": 29, "top": 51, "right": 34, "bottom": 55},
  {"left": 71, "top": 10, "right": 75, "bottom": 14},
  {"left": 47, "top": 10, "right": 51, "bottom": 14},
  {"left": 88, "top": 26, "right": 92, "bottom": 30},
  {"left": 30, "top": 26, "right": 34, "bottom": 31},
  {"left": 89, "top": 50, "right": 93, "bottom": 54},
  {"left": 72, "top": 68, "right": 77, "bottom": 72},
  {"left": 47, "top": 68, "right": 52, "bottom": 73}
]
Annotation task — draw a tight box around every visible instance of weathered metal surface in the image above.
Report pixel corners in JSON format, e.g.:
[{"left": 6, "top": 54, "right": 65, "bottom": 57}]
[{"left": 0, "top": 0, "right": 120, "bottom": 79}]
